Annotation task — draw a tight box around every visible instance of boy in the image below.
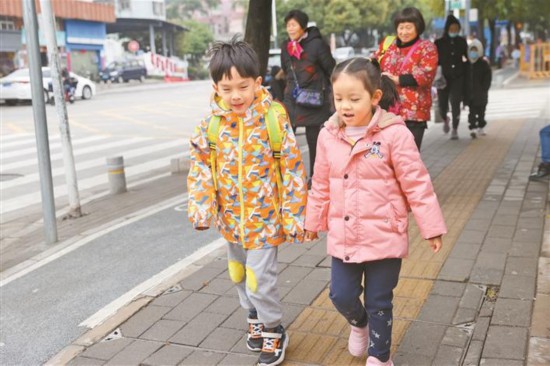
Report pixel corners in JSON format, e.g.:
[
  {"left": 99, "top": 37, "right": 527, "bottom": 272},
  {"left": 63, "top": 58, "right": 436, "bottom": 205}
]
[
  {"left": 187, "top": 37, "right": 307, "bottom": 366},
  {"left": 465, "top": 39, "right": 492, "bottom": 139}
]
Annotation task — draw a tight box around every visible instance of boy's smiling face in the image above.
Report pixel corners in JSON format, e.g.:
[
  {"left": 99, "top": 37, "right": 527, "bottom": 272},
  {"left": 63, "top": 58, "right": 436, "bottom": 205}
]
[{"left": 214, "top": 66, "right": 262, "bottom": 116}]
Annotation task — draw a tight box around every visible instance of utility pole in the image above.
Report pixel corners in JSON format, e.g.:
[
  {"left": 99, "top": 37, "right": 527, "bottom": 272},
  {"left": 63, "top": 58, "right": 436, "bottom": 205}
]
[
  {"left": 40, "top": 0, "right": 82, "bottom": 218},
  {"left": 21, "top": 0, "right": 57, "bottom": 243},
  {"left": 271, "top": 0, "right": 277, "bottom": 49}
]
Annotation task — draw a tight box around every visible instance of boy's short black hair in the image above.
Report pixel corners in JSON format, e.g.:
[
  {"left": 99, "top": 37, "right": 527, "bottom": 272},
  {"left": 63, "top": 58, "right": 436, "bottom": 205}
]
[
  {"left": 393, "top": 7, "right": 426, "bottom": 36},
  {"left": 207, "top": 36, "right": 260, "bottom": 84},
  {"left": 284, "top": 10, "right": 309, "bottom": 30}
]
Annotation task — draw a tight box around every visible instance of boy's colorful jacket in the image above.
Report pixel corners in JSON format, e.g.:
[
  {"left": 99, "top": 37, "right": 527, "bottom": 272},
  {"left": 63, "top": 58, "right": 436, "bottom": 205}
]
[
  {"left": 305, "top": 107, "right": 447, "bottom": 263},
  {"left": 187, "top": 86, "right": 307, "bottom": 249}
]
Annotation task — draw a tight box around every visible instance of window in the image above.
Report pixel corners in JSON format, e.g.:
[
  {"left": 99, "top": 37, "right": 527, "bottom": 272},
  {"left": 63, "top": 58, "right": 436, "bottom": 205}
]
[
  {"left": 152, "top": 1, "right": 164, "bottom": 16},
  {"left": 0, "top": 21, "right": 15, "bottom": 30},
  {"left": 119, "top": 0, "right": 130, "bottom": 11}
]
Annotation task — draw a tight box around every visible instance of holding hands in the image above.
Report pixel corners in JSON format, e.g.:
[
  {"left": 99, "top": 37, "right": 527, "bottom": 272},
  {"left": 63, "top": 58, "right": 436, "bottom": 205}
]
[{"left": 304, "top": 230, "right": 319, "bottom": 242}]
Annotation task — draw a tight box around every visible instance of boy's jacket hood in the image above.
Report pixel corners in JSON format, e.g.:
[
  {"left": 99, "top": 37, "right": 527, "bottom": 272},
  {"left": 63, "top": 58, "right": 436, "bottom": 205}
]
[
  {"left": 210, "top": 86, "right": 273, "bottom": 118},
  {"left": 324, "top": 106, "right": 405, "bottom": 138},
  {"left": 468, "top": 39, "right": 484, "bottom": 63}
]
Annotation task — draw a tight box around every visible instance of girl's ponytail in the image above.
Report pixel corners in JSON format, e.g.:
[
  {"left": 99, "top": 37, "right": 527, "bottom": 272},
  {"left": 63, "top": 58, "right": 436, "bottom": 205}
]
[{"left": 379, "top": 74, "right": 400, "bottom": 114}]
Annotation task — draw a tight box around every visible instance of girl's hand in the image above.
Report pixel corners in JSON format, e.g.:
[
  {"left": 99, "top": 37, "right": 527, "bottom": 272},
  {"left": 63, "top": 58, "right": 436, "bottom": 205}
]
[
  {"left": 305, "top": 231, "right": 319, "bottom": 241},
  {"left": 428, "top": 236, "right": 443, "bottom": 253},
  {"left": 382, "top": 72, "right": 399, "bottom": 85}
]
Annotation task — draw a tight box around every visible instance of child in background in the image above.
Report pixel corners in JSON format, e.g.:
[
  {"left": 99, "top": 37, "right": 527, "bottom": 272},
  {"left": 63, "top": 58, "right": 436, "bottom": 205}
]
[
  {"left": 304, "top": 57, "right": 447, "bottom": 366},
  {"left": 187, "top": 37, "right": 307, "bottom": 366},
  {"left": 465, "top": 39, "right": 492, "bottom": 139}
]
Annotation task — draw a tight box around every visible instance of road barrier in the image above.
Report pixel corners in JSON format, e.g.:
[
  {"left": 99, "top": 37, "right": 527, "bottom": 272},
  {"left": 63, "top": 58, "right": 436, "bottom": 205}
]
[
  {"left": 520, "top": 42, "right": 550, "bottom": 79},
  {"left": 106, "top": 156, "right": 127, "bottom": 194}
]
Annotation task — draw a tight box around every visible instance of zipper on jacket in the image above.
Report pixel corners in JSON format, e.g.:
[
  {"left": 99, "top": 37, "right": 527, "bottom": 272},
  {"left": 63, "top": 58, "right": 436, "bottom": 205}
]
[{"left": 238, "top": 117, "right": 246, "bottom": 245}]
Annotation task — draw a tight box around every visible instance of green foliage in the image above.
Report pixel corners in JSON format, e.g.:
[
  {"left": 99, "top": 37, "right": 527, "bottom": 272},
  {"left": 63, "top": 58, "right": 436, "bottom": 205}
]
[
  {"left": 175, "top": 19, "right": 213, "bottom": 61},
  {"left": 166, "top": 0, "right": 221, "bottom": 21}
]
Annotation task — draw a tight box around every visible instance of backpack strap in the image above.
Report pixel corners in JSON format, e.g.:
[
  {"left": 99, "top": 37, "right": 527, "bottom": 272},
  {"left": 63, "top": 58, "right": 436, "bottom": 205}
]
[
  {"left": 378, "top": 35, "right": 396, "bottom": 63},
  {"left": 207, "top": 115, "right": 220, "bottom": 191}
]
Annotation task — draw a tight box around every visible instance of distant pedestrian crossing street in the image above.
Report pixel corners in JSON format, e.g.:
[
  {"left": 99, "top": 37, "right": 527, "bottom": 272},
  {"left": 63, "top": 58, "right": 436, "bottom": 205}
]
[{"left": 0, "top": 133, "right": 188, "bottom": 218}]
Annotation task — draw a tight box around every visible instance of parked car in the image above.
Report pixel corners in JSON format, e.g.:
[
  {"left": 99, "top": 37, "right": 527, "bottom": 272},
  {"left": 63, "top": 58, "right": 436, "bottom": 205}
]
[
  {"left": 0, "top": 67, "right": 95, "bottom": 106},
  {"left": 332, "top": 46, "right": 355, "bottom": 64},
  {"left": 263, "top": 48, "right": 282, "bottom": 86},
  {"left": 99, "top": 60, "right": 147, "bottom": 83}
]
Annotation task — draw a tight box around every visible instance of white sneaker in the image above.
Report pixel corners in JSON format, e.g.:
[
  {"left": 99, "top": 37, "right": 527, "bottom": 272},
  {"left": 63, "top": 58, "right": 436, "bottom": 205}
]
[
  {"left": 450, "top": 129, "right": 458, "bottom": 140},
  {"left": 478, "top": 128, "right": 486, "bottom": 136}
]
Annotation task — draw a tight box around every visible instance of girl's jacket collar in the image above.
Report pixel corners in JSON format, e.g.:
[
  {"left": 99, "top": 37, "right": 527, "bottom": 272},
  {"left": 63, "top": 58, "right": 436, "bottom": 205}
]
[
  {"left": 324, "top": 106, "right": 405, "bottom": 140},
  {"left": 209, "top": 86, "right": 273, "bottom": 121}
]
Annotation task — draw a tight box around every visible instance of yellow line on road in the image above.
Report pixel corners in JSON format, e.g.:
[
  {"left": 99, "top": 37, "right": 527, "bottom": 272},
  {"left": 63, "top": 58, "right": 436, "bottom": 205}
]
[
  {"left": 134, "top": 106, "right": 182, "bottom": 117},
  {"left": 3, "top": 123, "right": 28, "bottom": 134},
  {"left": 69, "top": 118, "right": 109, "bottom": 135},
  {"left": 99, "top": 111, "right": 184, "bottom": 136}
]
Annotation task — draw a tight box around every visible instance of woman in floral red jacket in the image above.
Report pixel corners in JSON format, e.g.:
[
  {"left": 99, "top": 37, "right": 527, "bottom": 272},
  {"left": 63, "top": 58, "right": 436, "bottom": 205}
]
[{"left": 375, "top": 7, "right": 438, "bottom": 150}]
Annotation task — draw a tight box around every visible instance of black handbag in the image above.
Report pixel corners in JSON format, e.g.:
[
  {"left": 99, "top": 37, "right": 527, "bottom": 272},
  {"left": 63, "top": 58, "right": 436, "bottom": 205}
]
[{"left": 290, "top": 64, "right": 324, "bottom": 108}]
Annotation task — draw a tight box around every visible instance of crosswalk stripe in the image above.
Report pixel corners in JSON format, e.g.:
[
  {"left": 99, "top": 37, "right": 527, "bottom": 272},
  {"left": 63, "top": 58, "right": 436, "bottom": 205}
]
[
  {"left": 0, "top": 133, "right": 33, "bottom": 143},
  {"left": 1, "top": 135, "right": 105, "bottom": 160}
]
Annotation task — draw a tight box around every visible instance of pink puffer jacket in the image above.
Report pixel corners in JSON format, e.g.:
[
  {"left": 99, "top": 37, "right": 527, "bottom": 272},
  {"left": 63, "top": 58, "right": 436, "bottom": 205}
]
[{"left": 305, "top": 107, "right": 447, "bottom": 263}]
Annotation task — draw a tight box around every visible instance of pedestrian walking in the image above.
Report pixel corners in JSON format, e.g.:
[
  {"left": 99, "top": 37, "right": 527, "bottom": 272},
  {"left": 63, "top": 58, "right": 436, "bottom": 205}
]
[
  {"left": 304, "top": 57, "right": 447, "bottom": 366},
  {"left": 375, "top": 7, "right": 438, "bottom": 150},
  {"left": 465, "top": 39, "right": 492, "bottom": 139},
  {"left": 435, "top": 14, "right": 469, "bottom": 140},
  {"left": 281, "top": 9, "right": 336, "bottom": 183},
  {"left": 529, "top": 124, "right": 550, "bottom": 181},
  {"left": 187, "top": 37, "right": 308, "bottom": 366}
]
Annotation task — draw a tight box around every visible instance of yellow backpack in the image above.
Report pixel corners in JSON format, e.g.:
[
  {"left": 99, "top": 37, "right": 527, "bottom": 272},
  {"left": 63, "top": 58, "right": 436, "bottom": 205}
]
[
  {"left": 378, "top": 35, "right": 396, "bottom": 63},
  {"left": 207, "top": 101, "right": 286, "bottom": 202}
]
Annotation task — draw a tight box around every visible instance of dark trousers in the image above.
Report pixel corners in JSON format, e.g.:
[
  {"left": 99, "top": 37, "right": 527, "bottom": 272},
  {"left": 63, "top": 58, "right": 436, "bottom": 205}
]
[
  {"left": 405, "top": 121, "right": 427, "bottom": 151},
  {"left": 438, "top": 77, "right": 464, "bottom": 130},
  {"left": 468, "top": 104, "right": 487, "bottom": 130},
  {"left": 329, "top": 257, "right": 402, "bottom": 362},
  {"left": 305, "top": 125, "right": 321, "bottom": 177}
]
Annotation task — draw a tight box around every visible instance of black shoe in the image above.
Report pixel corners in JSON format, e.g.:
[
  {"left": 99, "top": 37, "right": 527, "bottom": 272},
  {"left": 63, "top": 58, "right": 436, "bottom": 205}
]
[
  {"left": 257, "top": 325, "right": 289, "bottom": 366},
  {"left": 529, "top": 163, "right": 550, "bottom": 181},
  {"left": 247, "top": 315, "right": 264, "bottom": 352}
]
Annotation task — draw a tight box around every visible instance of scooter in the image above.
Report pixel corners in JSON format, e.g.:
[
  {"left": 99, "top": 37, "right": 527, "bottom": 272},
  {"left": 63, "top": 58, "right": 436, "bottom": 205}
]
[{"left": 48, "top": 78, "right": 78, "bottom": 104}]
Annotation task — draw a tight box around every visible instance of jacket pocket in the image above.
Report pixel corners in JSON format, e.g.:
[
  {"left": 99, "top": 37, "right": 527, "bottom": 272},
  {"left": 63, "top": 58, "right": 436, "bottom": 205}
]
[
  {"left": 318, "top": 201, "right": 330, "bottom": 231},
  {"left": 388, "top": 203, "right": 407, "bottom": 233}
]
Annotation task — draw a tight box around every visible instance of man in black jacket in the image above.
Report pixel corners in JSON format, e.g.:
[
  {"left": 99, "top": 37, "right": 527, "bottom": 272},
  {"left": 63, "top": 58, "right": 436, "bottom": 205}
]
[{"left": 435, "top": 15, "right": 468, "bottom": 140}]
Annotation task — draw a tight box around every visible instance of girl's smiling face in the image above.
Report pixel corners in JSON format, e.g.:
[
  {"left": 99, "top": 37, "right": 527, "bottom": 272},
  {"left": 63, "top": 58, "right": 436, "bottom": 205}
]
[
  {"left": 333, "top": 73, "right": 382, "bottom": 127},
  {"left": 214, "top": 66, "right": 262, "bottom": 116}
]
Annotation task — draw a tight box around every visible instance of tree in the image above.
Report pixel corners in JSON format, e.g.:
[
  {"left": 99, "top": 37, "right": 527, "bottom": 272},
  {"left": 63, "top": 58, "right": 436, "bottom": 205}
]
[
  {"left": 176, "top": 19, "right": 213, "bottom": 79},
  {"left": 244, "top": 0, "right": 272, "bottom": 79}
]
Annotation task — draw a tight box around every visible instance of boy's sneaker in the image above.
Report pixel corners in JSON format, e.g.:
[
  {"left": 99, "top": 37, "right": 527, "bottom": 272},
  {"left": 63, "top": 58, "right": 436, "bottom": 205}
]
[
  {"left": 247, "top": 316, "right": 264, "bottom": 352},
  {"left": 258, "top": 325, "right": 289, "bottom": 366},
  {"left": 529, "top": 162, "right": 550, "bottom": 181},
  {"left": 451, "top": 129, "right": 458, "bottom": 140},
  {"left": 443, "top": 116, "right": 450, "bottom": 134},
  {"left": 348, "top": 325, "right": 369, "bottom": 357},
  {"left": 478, "top": 128, "right": 486, "bottom": 136},
  {"left": 366, "top": 356, "right": 394, "bottom": 366}
]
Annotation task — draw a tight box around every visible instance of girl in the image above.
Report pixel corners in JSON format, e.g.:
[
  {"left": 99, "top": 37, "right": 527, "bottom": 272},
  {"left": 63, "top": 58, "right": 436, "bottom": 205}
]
[{"left": 304, "top": 57, "right": 447, "bottom": 366}]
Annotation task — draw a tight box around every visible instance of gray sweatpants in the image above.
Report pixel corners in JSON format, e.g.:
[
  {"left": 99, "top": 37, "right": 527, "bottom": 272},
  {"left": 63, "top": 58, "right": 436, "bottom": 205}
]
[{"left": 226, "top": 243, "right": 282, "bottom": 329}]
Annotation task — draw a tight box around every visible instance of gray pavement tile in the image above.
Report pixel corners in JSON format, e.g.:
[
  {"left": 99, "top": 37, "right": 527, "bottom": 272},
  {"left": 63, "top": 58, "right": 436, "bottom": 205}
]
[
  {"left": 164, "top": 292, "right": 219, "bottom": 322},
  {"left": 199, "top": 327, "right": 243, "bottom": 351},
  {"left": 303, "top": 267, "right": 331, "bottom": 282},
  {"left": 104, "top": 339, "right": 163, "bottom": 366},
  {"left": 281, "top": 303, "right": 306, "bottom": 327},
  {"left": 492, "top": 298, "right": 532, "bottom": 327},
  {"left": 67, "top": 356, "right": 105, "bottom": 366},
  {"left": 151, "top": 289, "right": 192, "bottom": 307},
  {"left": 499, "top": 274, "right": 536, "bottom": 300},
  {"left": 449, "top": 243, "right": 481, "bottom": 260},
  {"left": 431, "top": 281, "right": 466, "bottom": 297},
  {"left": 120, "top": 305, "right": 172, "bottom": 338},
  {"left": 278, "top": 246, "right": 308, "bottom": 264},
  {"left": 219, "top": 353, "right": 258, "bottom": 365},
  {"left": 142, "top": 344, "right": 193, "bottom": 366},
  {"left": 318, "top": 256, "right": 331, "bottom": 268},
  {"left": 438, "top": 258, "right": 475, "bottom": 282},
  {"left": 220, "top": 308, "right": 248, "bottom": 331},
  {"left": 204, "top": 295, "right": 241, "bottom": 315},
  {"left": 496, "top": 202, "right": 522, "bottom": 216},
  {"left": 417, "top": 295, "right": 460, "bottom": 324},
  {"left": 492, "top": 214, "right": 520, "bottom": 226},
  {"left": 509, "top": 240, "right": 542, "bottom": 258},
  {"left": 277, "top": 284, "right": 293, "bottom": 299},
  {"left": 458, "top": 230, "right": 486, "bottom": 244},
  {"left": 180, "top": 350, "right": 226, "bottom": 365},
  {"left": 470, "top": 202, "right": 499, "bottom": 220},
  {"left": 479, "top": 300, "right": 495, "bottom": 318},
  {"left": 463, "top": 340, "right": 483, "bottom": 366},
  {"left": 291, "top": 254, "right": 325, "bottom": 268},
  {"left": 472, "top": 316, "right": 490, "bottom": 342},
  {"left": 170, "top": 312, "right": 228, "bottom": 347},
  {"left": 514, "top": 227, "right": 544, "bottom": 243},
  {"left": 139, "top": 319, "right": 186, "bottom": 342},
  {"left": 519, "top": 208, "right": 545, "bottom": 218},
  {"left": 459, "top": 284, "right": 485, "bottom": 310},
  {"left": 81, "top": 338, "right": 133, "bottom": 360},
  {"left": 179, "top": 266, "right": 227, "bottom": 291},
  {"left": 392, "top": 351, "right": 433, "bottom": 366},
  {"left": 397, "top": 321, "right": 447, "bottom": 357},
  {"left": 305, "top": 240, "right": 328, "bottom": 256},
  {"left": 199, "top": 277, "right": 235, "bottom": 295},
  {"left": 479, "top": 359, "right": 524, "bottom": 366},
  {"left": 441, "top": 326, "right": 470, "bottom": 348},
  {"left": 281, "top": 279, "right": 327, "bottom": 305},
  {"left": 452, "top": 307, "right": 477, "bottom": 325},
  {"left": 487, "top": 224, "right": 517, "bottom": 239},
  {"left": 463, "top": 218, "right": 492, "bottom": 232},
  {"left": 481, "top": 237, "right": 513, "bottom": 253},
  {"left": 432, "top": 344, "right": 463, "bottom": 366},
  {"left": 474, "top": 251, "right": 507, "bottom": 271},
  {"left": 278, "top": 265, "right": 312, "bottom": 288},
  {"left": 470, "top": 267, "right": 504, "bottom": 286},
  {"left": 517, "top": 217, "right": 545, "bottom": 230},
  {"left": 229, "top": 334, "right": 253, "bottom": 354}
]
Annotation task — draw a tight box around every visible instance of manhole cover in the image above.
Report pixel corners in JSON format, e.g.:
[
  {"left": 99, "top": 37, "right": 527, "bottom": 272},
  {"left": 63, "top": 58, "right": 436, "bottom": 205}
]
[{"left": 0, "top": 174, "right": 23, "bottom": 182}]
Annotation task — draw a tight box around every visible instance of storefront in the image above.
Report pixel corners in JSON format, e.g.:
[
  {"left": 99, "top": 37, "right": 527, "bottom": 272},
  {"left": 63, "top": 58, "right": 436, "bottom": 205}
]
[
  {"left": 65, "top": 20, "right": 106, "bottom": 80},
  {"left": 0, "top": 29, "right": 21, "bottom": 76}
]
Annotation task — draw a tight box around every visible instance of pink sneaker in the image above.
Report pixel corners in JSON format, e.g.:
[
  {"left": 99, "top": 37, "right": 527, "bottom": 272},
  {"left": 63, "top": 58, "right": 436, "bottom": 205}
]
[
  {"left": 348, "top": 325, "right": 369, "bottom": 357},
  {"left": 366, "top": 356, "right": 394, "bottom": 366}
]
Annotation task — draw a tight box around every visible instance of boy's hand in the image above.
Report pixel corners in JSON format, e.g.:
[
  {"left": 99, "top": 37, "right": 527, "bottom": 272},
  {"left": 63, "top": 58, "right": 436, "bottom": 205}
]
[
  {"left": 195, "top": 227, "right": 209, "bottom": 231},
  {"left": 305, "top": 231, "right": 319, "bottom": 241},
  {"left": 428, "top": 236, "right": 443, "bottom": 253}
]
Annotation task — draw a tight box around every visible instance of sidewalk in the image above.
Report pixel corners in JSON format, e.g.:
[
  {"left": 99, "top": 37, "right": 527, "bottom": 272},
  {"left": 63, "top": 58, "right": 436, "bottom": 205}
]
[{"left": 5, "top": 76, "right": 549, "bottom": 365}]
